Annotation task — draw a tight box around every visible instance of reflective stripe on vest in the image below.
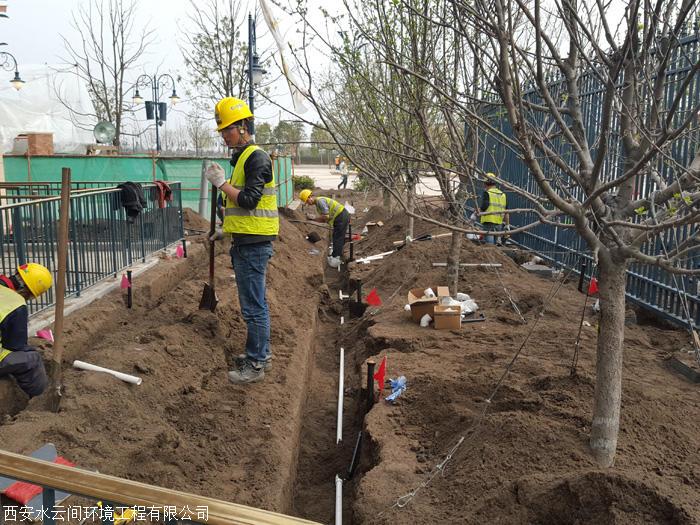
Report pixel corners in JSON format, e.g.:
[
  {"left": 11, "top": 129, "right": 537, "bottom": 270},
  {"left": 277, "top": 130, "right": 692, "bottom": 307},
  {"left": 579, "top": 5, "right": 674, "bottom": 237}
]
[
  {"left": 222, "top": 145, "right": 279, "bottom": 236},
  {"left": 0, "top": 286, "right": 26, "bottom": 363},
  {"left": 480, "top": 188, "right": 506, "bottom": 225},
  {"left": 316, "top": 197, "right": 344, "bottom": 226}
]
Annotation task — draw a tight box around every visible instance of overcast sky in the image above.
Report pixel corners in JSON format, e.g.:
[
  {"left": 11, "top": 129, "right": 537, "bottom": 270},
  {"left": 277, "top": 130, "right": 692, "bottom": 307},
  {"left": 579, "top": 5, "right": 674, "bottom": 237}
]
[{"left": 0, "top": 0, "right": 327, "bottom": 130}]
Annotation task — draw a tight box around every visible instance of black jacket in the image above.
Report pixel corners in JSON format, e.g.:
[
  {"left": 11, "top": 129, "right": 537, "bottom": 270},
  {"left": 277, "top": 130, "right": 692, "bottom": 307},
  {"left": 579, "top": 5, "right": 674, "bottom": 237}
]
[{"left": 117, "top": 182, "right": 147, "bottom": 222}]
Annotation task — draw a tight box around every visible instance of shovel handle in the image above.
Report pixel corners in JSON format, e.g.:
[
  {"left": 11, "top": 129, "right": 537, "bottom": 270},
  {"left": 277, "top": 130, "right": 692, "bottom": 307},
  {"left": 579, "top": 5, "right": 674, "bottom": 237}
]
[{"left": 209, "top": 185, "right": 217, "bottom": 284}]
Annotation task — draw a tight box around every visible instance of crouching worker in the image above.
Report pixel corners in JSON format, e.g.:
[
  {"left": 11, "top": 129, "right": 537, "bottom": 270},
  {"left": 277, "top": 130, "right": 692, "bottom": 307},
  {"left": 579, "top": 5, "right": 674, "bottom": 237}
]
[
  {"left": 0, "top": 263, "right": 52, "bottom": 398},
  {"left": 299, "top": 190, "right": 350, "bottom": 268}
]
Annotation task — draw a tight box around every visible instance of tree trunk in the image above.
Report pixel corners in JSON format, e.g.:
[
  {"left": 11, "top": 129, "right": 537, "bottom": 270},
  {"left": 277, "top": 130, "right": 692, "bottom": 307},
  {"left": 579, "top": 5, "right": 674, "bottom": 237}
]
[
  {"left": 382, "top": 187, "right": 392, "bottom": 215},
  {"left": 447, "top": 229, "right": 462, "bottom": 296},
  {"left": 589, "top": 255, "right": 628, "bottom": 467},
  {"left": 406, "top": 172, "right": 415, "bottom": 239}
]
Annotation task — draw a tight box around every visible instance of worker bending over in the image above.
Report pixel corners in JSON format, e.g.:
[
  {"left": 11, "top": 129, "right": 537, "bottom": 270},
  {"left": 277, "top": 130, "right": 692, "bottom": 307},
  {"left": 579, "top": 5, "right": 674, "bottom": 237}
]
[
  {"left": 299, "top": 190, "right": 350, "bottom": 268},
  {"left": 0, "top": 263, "right": 52, "bottom": 397}
]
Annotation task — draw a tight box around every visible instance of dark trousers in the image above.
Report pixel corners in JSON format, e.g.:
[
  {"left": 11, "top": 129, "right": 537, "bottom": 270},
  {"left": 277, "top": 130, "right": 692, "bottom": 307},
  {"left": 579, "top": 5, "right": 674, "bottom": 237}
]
[
  {"left": 332, "top": 210, "right": 350, "bottom": 258},
  {"left": 338, "top": 176, "right": 348, "bottom": 190},
  {"left": 0, "top": 350, "right": 47, "bottom": 398}
]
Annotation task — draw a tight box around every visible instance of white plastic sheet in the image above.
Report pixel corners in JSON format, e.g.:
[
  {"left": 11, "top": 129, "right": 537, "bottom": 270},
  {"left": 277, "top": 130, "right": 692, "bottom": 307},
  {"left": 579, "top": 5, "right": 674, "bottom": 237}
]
[{"left": 0, "top": 64, "right": 95, "bottom": 153}]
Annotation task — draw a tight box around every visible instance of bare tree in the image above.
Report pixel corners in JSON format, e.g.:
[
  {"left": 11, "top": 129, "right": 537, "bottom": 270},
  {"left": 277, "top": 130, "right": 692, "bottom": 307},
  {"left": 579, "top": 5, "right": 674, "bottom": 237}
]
[
  {"left": 61, "top": 0, "right": 153, "bottom": 147},
  {"left": 180, "top": 0, "right": 249, "bottom": 108}
]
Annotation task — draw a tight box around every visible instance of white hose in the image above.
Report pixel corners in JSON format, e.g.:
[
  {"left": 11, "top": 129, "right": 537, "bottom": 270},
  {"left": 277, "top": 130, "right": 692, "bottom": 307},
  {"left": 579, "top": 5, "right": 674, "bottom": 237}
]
[
  {"left": 335, "top": 475, "right": 343, "bottom": 525},
  {"left": 72, "top": 360, "right": 142, "bottom": 385},
  {"left": 337, "top": 347, "right": 344, "bottom": 444}
]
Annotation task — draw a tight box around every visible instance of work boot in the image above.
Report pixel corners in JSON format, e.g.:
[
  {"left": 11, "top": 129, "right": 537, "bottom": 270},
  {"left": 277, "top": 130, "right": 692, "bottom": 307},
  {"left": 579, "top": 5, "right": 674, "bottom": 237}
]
[
  {"left": 228, "top": 359, "right": 264, "bottom": 384},
  {"left": 236, "top": 354, "right": 272, "bottom": 371}
]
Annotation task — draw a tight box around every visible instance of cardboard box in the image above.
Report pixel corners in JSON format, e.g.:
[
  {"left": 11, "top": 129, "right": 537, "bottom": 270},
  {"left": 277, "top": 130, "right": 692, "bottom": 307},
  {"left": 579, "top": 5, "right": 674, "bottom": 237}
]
[
  {"left": 407, "top": 286, "right": 439, "bottom": 323},
  {"left": 433, "top": 305, "right": 461, "bottom": 330},
  {"left": 13, "top": 133, "right": 54, "bottom": 155}
]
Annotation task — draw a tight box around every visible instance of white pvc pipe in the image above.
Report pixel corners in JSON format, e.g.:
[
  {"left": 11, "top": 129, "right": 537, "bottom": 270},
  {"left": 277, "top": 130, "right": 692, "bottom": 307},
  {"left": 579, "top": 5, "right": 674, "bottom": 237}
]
[
  {"left": 72, "top": 360, "right": 143, "bottom": 385},
  {"left": 335, "top": 475, "right": 343, "bottom": 525},
  {"left": 336, "top": 347, "right": 344, "bottom": 444}
]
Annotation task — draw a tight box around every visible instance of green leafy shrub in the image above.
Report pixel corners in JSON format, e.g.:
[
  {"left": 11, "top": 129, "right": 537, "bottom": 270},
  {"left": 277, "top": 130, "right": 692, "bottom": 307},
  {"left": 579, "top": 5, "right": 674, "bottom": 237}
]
[{"left": 292, "top": 175, "right": 315, "bottom": 190}]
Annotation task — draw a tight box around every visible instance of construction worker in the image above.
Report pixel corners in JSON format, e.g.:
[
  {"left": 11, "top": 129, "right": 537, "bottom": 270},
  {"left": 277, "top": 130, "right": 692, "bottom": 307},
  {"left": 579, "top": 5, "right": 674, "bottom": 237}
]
[
  {"left": 299, "top": 190, "right": 349, "bottom": 268},
  {"left": 478, "top": 172, "right": 509, "bottom": 245},
  {"left": 206, "top": 97, "right": 279, "bottom": 384},
  {"left": 0, "top": 263, "right": 52, "bottom": 398}
]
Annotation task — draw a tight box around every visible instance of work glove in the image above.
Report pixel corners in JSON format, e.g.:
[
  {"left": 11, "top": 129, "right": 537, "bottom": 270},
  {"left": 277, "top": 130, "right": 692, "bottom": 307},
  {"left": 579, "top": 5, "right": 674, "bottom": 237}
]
[
  {"left": 505, "top": 224, "right": 512, "bottom": 231},
  {"left": 209, "top": 228, "right": 224, "bottom": 242},
  {"left": 205, "top": 163, "right": 226, "bottom": 188}
]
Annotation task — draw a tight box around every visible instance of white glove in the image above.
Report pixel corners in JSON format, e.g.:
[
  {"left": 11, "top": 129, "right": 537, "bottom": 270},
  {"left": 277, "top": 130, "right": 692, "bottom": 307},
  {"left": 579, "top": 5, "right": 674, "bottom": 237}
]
[
  {"left": 205, "top": 163, "right": 226, "bottom": 188},
  {"left": 209, "top": 228, "right": 224, "bottom": 242}
]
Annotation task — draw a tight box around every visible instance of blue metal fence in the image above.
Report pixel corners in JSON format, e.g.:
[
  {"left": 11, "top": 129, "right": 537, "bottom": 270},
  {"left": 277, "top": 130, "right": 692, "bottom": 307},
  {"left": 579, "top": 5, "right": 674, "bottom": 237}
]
[
  {"left": 0, "top": 182, "right": 185, "bottom": 316},
  {"left": 479, "top": 30, "right": 700, "bottom": 328}
]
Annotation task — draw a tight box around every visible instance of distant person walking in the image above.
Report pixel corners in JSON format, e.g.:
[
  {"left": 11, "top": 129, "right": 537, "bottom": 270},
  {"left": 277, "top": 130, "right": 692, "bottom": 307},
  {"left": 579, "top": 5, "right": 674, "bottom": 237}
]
[
  {"left": 338, "top": 159, "right": 349, "bottom": 190},
  {"left": 477, "top": 172, "right": 508, "bottom": 245},
  {"left": 299, "top": 190, "right": 350, "bottom": 268},
  {"left": 335, "top": 155, "right": 341, "bottom": 170}
]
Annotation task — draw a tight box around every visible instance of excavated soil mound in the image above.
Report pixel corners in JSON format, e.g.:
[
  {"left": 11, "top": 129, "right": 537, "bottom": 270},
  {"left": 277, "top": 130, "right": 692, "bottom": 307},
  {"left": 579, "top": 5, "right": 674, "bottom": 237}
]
[
  {"left": 343, "top": 212, "right": 699, "bottom": 524},
  {"left": 0, "top": 215, "right": 326, "bottom": 514}
]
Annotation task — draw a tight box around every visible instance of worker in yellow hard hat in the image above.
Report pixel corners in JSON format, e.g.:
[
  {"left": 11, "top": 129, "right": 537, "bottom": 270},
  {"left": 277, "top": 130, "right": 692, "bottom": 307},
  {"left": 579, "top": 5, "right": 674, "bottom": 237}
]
[
  {"left": 206, "top": 97, "right": 278, "bottom": 385},
  {"left": 299, "top": 190, "right": 350, "bottom": 268},
  {"left": 0, "top": 263, "right": 52, "bottom": 397},
  {"left": 477, "top": 172, "right": 509, "bottom": 245}
]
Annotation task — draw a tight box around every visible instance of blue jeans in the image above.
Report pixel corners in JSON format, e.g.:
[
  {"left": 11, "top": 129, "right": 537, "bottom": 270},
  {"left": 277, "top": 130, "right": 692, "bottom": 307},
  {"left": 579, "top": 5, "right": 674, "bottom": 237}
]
[
  {"left": 482, "top": 222, "right": 502, "bottom": 245},
  {"left": 230, "top": 242, "right": 273, "bottom": 365}
]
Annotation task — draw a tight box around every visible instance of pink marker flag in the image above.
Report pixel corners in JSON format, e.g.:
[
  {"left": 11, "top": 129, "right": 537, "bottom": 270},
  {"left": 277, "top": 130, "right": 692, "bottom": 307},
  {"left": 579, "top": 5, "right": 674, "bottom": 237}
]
[
  {"left": 36, "top": 329, "right": 54, "bottom": 343},
  {"left": 120, "top": 274, "right": 130, "bottom": 289},
  {"left": 175, "top": 244, "right": 184, "bottom": 258}
]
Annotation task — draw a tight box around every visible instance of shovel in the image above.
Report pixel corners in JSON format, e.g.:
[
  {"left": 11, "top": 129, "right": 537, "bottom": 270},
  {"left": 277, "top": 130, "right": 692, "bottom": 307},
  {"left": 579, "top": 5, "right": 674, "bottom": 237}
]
[{"left": 199, "top": 184, "right": 219, "bottom": 311}]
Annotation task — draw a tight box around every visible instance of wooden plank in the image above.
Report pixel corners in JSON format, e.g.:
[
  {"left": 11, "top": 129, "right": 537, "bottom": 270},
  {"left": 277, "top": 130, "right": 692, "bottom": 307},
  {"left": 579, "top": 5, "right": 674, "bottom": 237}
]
[{"left": 0, "top": 449, "right": 322, "bottom": 525}]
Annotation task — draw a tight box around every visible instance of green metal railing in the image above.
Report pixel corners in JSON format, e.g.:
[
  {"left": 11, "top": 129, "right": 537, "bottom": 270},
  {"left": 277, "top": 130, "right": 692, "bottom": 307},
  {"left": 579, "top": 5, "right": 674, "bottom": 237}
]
[{"left": 0, "top": 182, "right": 185, "bottom": 316}]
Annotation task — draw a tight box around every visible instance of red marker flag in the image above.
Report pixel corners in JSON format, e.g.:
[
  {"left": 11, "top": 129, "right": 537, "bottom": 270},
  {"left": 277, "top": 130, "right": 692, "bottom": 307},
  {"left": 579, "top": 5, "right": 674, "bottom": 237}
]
[
  {"left": 373, "top": 356, "right": 387, "bottom": 393},
  {"left": 588, "top": 277, "right": 599, "bottom": 295},
  {"left": 120, "top": 274, "right": 130, "bottom": 289},
  {"left": 365, "top": 288, "right": 382, "bottom": 306}
]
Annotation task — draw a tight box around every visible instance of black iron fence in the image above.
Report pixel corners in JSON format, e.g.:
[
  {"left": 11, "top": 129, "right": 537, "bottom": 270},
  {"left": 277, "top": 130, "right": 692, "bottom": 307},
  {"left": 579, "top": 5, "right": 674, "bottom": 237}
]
[
  {"left": 476, "top": 27, "right": 700, "bottom": 329},
  {"left": 0, "top": 182, "right": 185, "bottom": 315}
]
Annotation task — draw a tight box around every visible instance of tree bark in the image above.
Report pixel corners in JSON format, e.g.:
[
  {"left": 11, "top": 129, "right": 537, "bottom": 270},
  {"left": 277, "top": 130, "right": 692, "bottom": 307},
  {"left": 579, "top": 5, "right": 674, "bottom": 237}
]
[
  {"left": 406, "top": 171, "right": 415, "bottom": 239},
  {"left": 382, "top": 187, "right": 393, "bottom": 216},
  {"left": 589, "top": 254, "right": 628, "bottom": 467},
  {"left": 447, "top": 229, "right": 462, "bottom": 296}
]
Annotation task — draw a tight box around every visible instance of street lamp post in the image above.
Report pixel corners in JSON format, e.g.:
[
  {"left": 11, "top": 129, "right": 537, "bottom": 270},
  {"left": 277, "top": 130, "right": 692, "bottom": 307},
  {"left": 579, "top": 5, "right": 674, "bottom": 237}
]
[
  {"left": 132, "top": 73, "right": 180, "bottom": 153},
  {"left": 246, "top": 13, "right": 266, "bottom": 137},
  {"left": 0, "top": 46, "right": 24, "bottom": 91}
]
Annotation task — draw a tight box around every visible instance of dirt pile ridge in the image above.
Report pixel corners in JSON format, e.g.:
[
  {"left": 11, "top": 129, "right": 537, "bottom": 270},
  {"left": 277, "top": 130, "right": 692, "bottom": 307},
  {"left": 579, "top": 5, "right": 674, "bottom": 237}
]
[{"left": 343, "top": 209, "right": 699, "bottom": 524}]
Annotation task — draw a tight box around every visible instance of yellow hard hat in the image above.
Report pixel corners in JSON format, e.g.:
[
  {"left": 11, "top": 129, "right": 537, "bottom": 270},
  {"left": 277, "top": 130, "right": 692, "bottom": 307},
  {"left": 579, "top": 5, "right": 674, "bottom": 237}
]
[
  {"left": 214, "top": 97, "right": 254, "bottom": 131},
  {"left": 485, "top": 172, "right": 497, "bottom": 179},
  {"left": 17, "top": 263, "right": 52, "bottom": 298},
  {"left": 299, "top": 189, "right": 312, "bottom": 203}
]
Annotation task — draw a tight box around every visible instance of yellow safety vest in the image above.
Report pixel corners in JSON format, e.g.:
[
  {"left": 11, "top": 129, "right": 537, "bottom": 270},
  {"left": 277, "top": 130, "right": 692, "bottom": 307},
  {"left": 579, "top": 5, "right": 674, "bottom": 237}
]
[
  {"left": 480, "top": 188, "right": 506, "bottom": 225},
  {"left": 0, "top": 285, "right": 26, "bottom": 363},
  {"left": 316, "top": 197, "right": 345, "bottom": 226},
  {"left": 223, "top": 145, "right": 279, "bottom": 236}
]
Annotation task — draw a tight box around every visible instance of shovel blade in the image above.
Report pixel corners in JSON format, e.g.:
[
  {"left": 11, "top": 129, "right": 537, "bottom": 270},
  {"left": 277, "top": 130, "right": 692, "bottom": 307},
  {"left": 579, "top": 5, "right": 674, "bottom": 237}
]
[{"left": 199, "top": 283, "right": 218, "bottom": 312}]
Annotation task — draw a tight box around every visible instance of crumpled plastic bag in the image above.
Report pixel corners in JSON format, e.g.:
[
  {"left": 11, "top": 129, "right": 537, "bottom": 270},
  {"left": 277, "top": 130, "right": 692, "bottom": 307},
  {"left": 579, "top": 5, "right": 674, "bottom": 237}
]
[
  {"left": 419, "top": 314, "right": 432, "bottom": 327},
  {"left": 386, "top": 376, "right": 407, "bottom": 403}
]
